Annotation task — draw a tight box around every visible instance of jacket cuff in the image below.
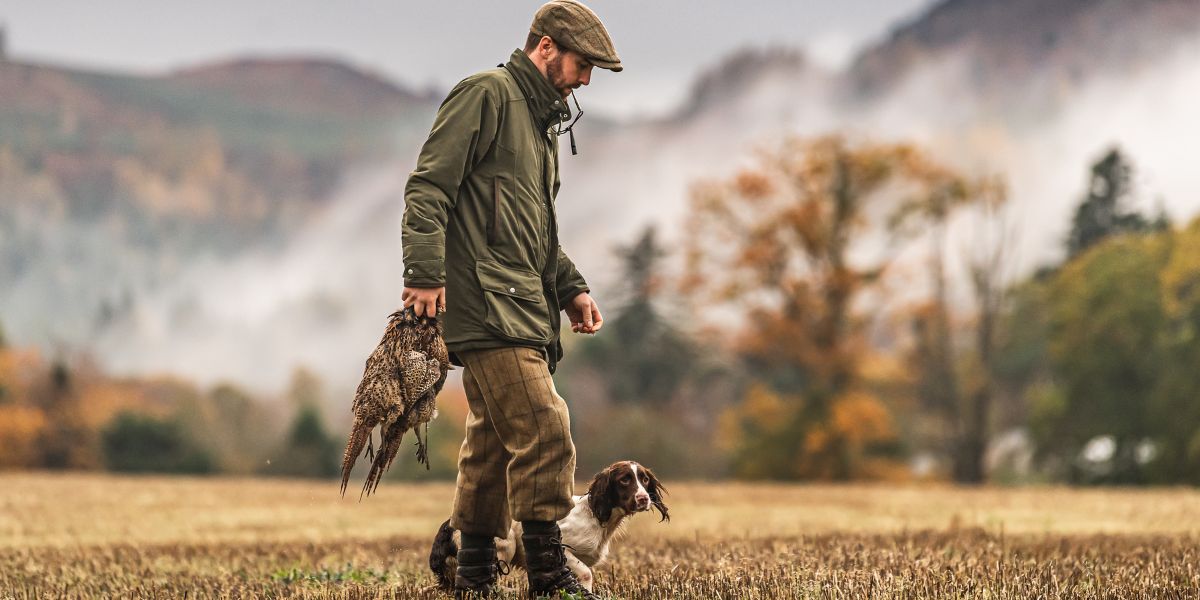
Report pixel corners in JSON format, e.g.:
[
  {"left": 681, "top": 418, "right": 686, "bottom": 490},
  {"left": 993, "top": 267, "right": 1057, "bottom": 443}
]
[
  {"left": 403, "top": 259, "right": 444, "bottom": 286},
  {"left": 403, "top": 231, "right": 445, "bottom": 287},
  {"left": 560, "top": 285, "right": 590, "bottom": 306}
]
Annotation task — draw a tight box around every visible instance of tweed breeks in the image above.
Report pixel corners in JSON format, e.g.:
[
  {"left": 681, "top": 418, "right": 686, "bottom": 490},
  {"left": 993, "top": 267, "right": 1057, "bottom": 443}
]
[{"left": 450, "top": 347, "right": 577, "bottom": 538}]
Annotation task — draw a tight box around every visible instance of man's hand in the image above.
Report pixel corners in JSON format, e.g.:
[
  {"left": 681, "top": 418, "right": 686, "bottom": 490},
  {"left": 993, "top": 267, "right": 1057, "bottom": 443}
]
[
  {"left": 566, "top": 292, "right": 603, "bottom": 335},
  {"left": 403, "top": 286, "right": 445, "bottom": 318}
]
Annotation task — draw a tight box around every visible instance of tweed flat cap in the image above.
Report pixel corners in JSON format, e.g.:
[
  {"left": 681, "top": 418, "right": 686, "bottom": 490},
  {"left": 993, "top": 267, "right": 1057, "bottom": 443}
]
[{"left": 531, "top": 0, "right": 622, "bottom": 72}]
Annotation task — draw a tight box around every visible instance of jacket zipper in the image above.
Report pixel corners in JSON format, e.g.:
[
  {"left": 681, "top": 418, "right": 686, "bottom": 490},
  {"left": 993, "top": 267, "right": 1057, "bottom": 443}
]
[{"left": 490, "top": 176, "right": 500, "bottom": 246}]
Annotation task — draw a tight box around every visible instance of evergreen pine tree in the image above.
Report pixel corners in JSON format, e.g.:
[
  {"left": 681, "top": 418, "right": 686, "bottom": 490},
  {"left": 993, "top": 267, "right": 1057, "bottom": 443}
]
[
  {"left": 584, "top": 226, "right": 695, "bottom": 405},
  {"left": 1067, "top": 148, "right": 1160, "bottom": 258}
]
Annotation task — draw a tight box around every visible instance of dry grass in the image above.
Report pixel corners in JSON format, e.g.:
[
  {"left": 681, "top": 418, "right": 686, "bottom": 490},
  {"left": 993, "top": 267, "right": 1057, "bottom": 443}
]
[{"left": 3, "top": 473, "right": 1200, "bottom": 598}]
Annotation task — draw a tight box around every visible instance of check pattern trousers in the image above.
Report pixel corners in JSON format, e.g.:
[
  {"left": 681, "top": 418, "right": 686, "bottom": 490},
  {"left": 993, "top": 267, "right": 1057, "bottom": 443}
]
[{"left": 450, "top": 347, "right": 577, "bottom": 538}]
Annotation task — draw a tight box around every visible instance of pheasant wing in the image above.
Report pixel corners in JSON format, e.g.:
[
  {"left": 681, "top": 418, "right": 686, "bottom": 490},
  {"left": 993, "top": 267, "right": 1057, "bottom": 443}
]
[{"left": 400, "top": 350, "right": 443, "bottom": 405}]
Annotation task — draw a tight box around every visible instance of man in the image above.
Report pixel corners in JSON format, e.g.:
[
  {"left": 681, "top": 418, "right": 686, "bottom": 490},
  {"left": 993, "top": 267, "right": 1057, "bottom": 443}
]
[{"left": 400, "top": 1, "right": 620, "bottom": 598}]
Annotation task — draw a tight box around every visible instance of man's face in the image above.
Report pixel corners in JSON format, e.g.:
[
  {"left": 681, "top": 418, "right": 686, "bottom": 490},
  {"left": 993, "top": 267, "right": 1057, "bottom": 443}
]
[{"left": 546, "top": 46, "right": 594, "bottom": 99}]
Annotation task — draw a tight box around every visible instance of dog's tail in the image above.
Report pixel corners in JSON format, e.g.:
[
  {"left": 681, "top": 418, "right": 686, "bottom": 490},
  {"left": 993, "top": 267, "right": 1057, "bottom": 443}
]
[{"left": 429, "top": 518, "right": 458, "bottom": 590}]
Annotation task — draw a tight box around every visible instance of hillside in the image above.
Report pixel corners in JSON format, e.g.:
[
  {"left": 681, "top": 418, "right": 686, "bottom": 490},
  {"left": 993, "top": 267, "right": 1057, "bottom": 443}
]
[
  {"left": 0, "top": 57, "right": 437, "bottom": 358},
  {"left": 168, "top": 57, "right": 428, "bottom": 118},
  {"left": 0, "top": 56, "right": 431, "bottom": 226},
  {"left": 846, "top": 0, "right": 1200, "bottom": 108}
]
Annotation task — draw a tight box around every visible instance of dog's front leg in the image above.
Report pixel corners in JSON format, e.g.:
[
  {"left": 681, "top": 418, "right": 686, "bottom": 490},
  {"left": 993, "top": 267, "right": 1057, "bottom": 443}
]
[{"left": 565, "top": 552, "right": 593, "bottom": 591}]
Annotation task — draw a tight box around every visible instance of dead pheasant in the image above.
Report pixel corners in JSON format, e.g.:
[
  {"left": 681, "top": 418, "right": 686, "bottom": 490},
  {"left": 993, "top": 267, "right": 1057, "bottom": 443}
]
[{"left": 340, "top": 306, "right": 449, "bottom": 498}]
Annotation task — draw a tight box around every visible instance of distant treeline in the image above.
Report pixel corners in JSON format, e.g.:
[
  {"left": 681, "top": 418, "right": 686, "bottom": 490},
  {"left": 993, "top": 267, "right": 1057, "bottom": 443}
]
[
  {"left": 0, "top": 347, "right": 345, "bottom": 478},
  {"left": 2, "top": 140, "right": 1197, "bottom": 485},
  {"left": 559, "top": 140, "right": 1195, "bottom": 485}
]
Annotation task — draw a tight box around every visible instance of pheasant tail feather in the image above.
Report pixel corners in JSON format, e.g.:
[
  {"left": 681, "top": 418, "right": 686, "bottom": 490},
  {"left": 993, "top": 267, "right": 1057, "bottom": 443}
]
[
  {"left": 339, "top": 418, "right": 371, "bottom": 497},
  {"left": 362, "top": 422, "right": 407, "bottom": 498}
]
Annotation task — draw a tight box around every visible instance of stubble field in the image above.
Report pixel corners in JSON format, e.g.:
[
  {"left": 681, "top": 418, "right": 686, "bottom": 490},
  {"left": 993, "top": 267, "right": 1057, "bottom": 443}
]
[{"left": 3, "top": 473, "right": 1200, "bottom": 599}]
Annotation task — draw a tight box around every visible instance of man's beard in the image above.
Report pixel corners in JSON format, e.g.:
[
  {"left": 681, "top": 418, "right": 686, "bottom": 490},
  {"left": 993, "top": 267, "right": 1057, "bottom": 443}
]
[{"left": 546, "top": 54, "right": 572, "bottom": 98}]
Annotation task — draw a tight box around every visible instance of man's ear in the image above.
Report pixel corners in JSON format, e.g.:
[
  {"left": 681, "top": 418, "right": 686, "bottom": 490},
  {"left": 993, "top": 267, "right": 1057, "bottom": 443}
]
[{"left": 539, "top": 35, "right": 556, "bottom": 58}]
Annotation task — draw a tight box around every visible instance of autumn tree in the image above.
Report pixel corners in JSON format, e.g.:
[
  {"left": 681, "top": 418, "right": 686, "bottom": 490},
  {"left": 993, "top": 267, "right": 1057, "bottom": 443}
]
[
  {"left": 891, "top": 158, "right": 1014, "bottom": 483},
  {"left": 0, "top": 345, "right": 47, "bottom": 468},
  {"left": 684, "top": 135, "right": 916, "bottom": 480},
  {"left": 33, "top": 359, "right": 96, "bottom": 469},
  {"left": 890, "top": 158, "right": 973, "bottom": 480}
]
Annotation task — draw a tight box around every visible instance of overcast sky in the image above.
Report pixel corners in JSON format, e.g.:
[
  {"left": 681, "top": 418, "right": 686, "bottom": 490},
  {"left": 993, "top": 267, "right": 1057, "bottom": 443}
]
[{"left": 0, "top": 1, "right": 933, "bottom": 119}]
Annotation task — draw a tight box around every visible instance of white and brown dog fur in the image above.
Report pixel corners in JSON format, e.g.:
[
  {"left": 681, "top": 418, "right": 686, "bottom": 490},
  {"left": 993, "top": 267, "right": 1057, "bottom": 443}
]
[{"left": 430, "top": 460, "right": 669, "bottom": 592}]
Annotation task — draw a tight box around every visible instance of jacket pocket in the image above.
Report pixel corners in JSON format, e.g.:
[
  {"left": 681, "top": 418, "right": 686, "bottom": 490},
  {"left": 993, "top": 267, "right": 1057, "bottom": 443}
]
[{"left": 475, "top": 257, "right": 552, "bottom": 344}]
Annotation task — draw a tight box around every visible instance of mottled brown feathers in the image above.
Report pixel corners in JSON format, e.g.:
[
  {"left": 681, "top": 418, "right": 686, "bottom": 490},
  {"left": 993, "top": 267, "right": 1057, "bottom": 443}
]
[{"left": 340, "top": 307, "right": 449, "bottom": 498}]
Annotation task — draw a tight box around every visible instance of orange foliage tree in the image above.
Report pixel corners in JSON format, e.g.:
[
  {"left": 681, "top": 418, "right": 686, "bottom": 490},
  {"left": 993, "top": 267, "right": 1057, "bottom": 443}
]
[
  {"left": 0, "top": 345, "right": 48, "bottom": 468},
  {"left": 685, "top": 135, "right": 926, "bottom": 480}
]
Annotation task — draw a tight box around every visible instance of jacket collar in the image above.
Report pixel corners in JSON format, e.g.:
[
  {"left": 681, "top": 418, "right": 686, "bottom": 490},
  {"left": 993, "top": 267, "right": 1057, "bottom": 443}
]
[{"left": 504, "top": 49, "right": 572, "bottom": 133}]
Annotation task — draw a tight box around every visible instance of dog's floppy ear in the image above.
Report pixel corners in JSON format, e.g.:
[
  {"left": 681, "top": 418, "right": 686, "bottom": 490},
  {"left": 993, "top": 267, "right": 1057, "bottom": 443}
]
[
  {"left": 642, "top": 465, "right": 670, "bottom": 523},
  {"left": 587, "top": 465, "right": 616, "bottom": 524}
]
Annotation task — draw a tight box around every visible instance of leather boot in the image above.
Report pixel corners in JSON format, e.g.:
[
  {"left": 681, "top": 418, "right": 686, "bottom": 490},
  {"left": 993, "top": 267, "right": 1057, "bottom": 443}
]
[
  {"left": 455, "top": 532, "right": 506, "bottom": 599},
  {"left": 521, "top": 520, "right": 601, "bottom": 600}
]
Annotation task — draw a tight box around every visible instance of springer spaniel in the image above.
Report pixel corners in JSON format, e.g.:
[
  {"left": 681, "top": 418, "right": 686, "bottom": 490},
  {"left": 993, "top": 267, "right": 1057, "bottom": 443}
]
[{"left": 430, "top": 460, "right": 669, "bottom": 592}]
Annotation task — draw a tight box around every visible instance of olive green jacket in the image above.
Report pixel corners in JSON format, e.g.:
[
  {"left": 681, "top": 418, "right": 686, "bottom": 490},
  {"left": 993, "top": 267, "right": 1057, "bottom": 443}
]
[{"left": 401, "top": 49, "right": 589, "bottom": 373}]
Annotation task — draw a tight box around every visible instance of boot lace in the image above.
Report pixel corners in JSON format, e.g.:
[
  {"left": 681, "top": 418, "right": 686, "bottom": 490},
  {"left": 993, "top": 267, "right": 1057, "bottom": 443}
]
[{"left": 529, "top": 534, "right": 597, "bottom": 599}]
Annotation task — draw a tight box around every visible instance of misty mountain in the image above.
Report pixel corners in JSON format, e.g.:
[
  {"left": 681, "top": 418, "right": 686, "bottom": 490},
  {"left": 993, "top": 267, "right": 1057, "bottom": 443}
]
[
  {"left": 561, "top": 0, "right": 1200, "bottom": 265},
  {"left": 2, "top": 0, "right": 1198, "bottom": 395},
  {"left": 670, "top": 47, "right": 813, "bottom": 122},
  {"left": 848, "top": 0, "right": 1200, "bottom": 107},
  {"left": 0, "top": 56, "right": 432, "bottom": 230},
  {"left": 655, "top": 0, "right": 1200, "bottom": 127},
  {"left": 167, "top": 57, "right": 429, "bottom": 118},
  {"left": 0, "top": 56, "right": 437, "bottom": 372}
]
